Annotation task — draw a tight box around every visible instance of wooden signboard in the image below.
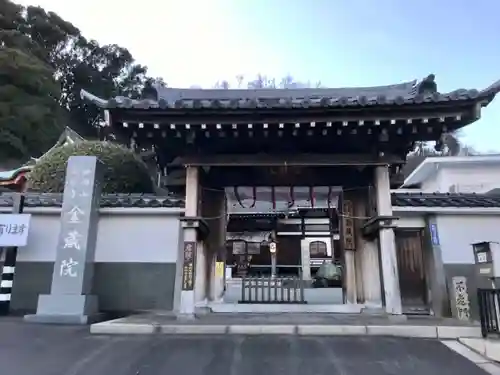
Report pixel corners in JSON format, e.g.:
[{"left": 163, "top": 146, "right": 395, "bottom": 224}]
[
  {"left": 182, "top": 241, "right": 196, "bottom": 291},
  {"left": 343, "top": 200, "right": 355, "bottom": 251}
]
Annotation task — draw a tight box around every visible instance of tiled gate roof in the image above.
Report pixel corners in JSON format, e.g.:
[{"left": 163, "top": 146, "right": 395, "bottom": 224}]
[{"left": 80, "top": 75, "right": 500, "bottom": 110}]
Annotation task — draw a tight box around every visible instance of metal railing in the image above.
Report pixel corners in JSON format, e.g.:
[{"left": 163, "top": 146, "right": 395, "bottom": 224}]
[
  {"left": 235, "top": 264, "right": 302, "bottom": 278},
  {"left": 239, "top": 272, "right": 306, "bottom": 304},
  {"left": 478, "top": 288, "right": 500, "bottom": 337}
]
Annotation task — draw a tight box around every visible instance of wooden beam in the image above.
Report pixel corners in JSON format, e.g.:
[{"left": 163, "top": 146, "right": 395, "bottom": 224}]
[{"left": 170, "top": 153, "right": 404, "bottom": 167}]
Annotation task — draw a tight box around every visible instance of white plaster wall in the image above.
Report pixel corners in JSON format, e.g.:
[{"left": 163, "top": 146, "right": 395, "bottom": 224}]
[
  {"left": 420, "top": 164, "right": 500, "bottom": 193},
  {"left": 95, "top": 213, "right": 181, "bottom": 263},
  {"left": 395, "top": 215, "right": 426, "bottom": 229},
  {"left": 438, "top": 166, "right": 500, "bottom": 193},
  {"left": 420, "top": 174, "right": 440, "bottom": 193},
  {"left": 3, "top": 209, "right": 182, "bottom": 263},
  {"left": 437, "top": 214, "right": 500, "bottom": 264},
  {"left": 16, "top": 212, "right": 61, "bottom": 262}
]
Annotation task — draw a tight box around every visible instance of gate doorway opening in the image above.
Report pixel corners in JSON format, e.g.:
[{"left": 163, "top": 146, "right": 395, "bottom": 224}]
[
  {"left": 223, "top": 185, "right": 345, "bottom": 305},
  {"left": 395, "top": 229, "right": 429, "bottom": 314}
]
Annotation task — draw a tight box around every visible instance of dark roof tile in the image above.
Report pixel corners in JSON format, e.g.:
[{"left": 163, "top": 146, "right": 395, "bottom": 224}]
[
  {"left": 80, "top": 75, "right": 500, "bottom": 110},
  {"left": 392, "top": 192, "right": 500, "bottom": 208},
  {"left": 0, "top": 193, "right": 185, "bottom": 209}
]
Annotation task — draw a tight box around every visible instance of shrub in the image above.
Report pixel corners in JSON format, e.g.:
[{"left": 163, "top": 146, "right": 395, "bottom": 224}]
[{"left": 28, "top": 141, "right": 155, "bottom": 194}]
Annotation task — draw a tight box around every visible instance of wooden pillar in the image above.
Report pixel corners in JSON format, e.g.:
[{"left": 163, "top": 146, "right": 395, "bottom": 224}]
[
  {"left": 354, "top": 192, "right": 382, "bottom": 307},
  {"left": 353, "top": 198, "right": 365, "bottom": 303},
  {"left": 202, "top": 188, "right": 226, "bottom": 301},
  {"left": 361, "top": 239, "right": 383, "bottom": 307},
  {"left": 342, "top": 199, "right": 357, "bottom": 304},
  {"left": 375, "top": 165, "right": 402, "bottom": 315}
]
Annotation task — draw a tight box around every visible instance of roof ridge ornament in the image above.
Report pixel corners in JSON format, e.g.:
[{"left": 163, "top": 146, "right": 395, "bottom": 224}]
[{"left": 417, "top": 74, "right": 438, "bottom": 95}]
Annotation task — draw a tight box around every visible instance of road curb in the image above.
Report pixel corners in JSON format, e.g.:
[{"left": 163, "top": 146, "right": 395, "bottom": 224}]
[
  {"left": 161, "top": 324, "right": 229, "bottom": 334},
  {"left": 89, "top": 322, "right": 482, "bottom": 338},
  {"left": 90, "top": 322, "right": 155, "bottom": 334},
  {"left": 367, "top": 325, "right": 438, "bottom": 338},
  {"left": 297, "top": 325, "right": 367, "bottom": 335},
  {"left": 438, "top": 326, "right": 482, "bottom": 339},
  {"left": 459, "top": 337, "right": 500, "bottom": 363},
  {"left": 228, "top": 325, "right": 296, "bottom": 335}
]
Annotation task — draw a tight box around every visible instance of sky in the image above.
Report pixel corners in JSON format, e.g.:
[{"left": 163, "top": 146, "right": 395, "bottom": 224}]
[{"left": 14, "top": 0, "right": 500, "bottom": 151}]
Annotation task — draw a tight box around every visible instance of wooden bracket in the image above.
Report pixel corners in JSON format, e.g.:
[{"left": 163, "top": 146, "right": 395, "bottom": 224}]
[
  {"left": 180, "top": 216, "right": 210, "bottom": 241},
  {"left": 361, "top": 215, "right": 399, "bottom": 240}
]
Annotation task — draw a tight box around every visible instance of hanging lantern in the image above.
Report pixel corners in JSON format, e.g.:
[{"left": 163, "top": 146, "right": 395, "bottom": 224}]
[{"left": 269, "top": 242, "right": 277, "bottom": 254}]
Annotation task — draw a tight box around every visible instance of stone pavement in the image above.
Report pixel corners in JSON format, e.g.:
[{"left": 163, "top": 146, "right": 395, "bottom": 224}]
[
  {"left": 460, "top": 337, "right": 500, "bottom": 363},
  {"left": 0, "top": 317, "right": 495, "bottom": 375},
  {"left": 90, "top": 312, "right": 483, "bottom": 338}
]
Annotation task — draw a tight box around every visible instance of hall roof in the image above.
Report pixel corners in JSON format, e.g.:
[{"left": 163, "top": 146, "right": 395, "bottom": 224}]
[{"left": 80, "top": 75, "right": 500, "bottom": 111}]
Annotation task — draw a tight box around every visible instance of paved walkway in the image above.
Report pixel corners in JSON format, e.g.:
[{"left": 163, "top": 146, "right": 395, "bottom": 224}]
[{"left": 0, "top": 317, "right": 494, "bottom": 375}]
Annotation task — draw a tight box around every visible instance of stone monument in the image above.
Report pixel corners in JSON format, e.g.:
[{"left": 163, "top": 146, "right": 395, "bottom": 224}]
[{"left": 25, "top": 156, "right": 103, "bottom": 324}]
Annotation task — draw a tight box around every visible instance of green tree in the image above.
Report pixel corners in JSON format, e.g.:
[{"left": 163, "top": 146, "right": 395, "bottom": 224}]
[
  {"left": 0, "top": 0, "right": 153, "bottom": 142},
  {"left": 0, "top": 44, "right": 65, "bottom": 162},
  {"left": 0, "top": 0, "right": 65, "bottom": 162}
]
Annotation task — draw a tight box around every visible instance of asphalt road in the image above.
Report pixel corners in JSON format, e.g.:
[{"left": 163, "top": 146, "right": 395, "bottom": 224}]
[{"left": 0, "top": 318, "right": 489, "bottom": 375}]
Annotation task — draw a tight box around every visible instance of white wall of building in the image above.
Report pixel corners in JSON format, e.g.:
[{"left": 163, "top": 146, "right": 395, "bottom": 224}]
[
  {"left": 420, "top": 172, "right": 441, "bottom": 193},
  {"left": 0, "top": 208, "right": 182, "bottom": 263},
  {"left": 406, "top": 157, "right": 500, "bottom": 193},
  {"left": 436, "top": 165, "right": 500, "bottom": 193},
  {"left": 436, "top": 214, "right": 500, "bottom": 264}
]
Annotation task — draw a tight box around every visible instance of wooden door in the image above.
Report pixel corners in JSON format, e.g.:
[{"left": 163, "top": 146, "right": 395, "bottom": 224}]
[{"left": 395, "top": 230, "right": 429, "bottom": 314}]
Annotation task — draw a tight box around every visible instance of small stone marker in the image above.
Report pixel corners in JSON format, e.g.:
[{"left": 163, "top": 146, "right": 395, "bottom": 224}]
[{"left": 452, "top": 276, "right": 471, "bottom": 321}]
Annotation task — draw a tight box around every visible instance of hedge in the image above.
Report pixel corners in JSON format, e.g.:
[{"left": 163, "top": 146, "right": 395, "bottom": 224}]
[{"left": 27, "top": 141, "right": 155, "bottom": 194}]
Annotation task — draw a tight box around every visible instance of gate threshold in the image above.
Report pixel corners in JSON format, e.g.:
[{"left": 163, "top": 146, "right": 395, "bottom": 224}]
[{"left": 208, "top": 302, "right": 364, "bottom": 314}]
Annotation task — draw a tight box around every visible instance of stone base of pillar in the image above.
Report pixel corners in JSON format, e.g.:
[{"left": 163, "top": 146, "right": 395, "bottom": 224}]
[
  {"left": 364, "top": 301, "right": 383, "bottom": 309},
  {"left": 175, "top": 313, "right": 197, "bottom": 321},
  {"left": 178, "top": 290, "right": 196, "bottom": 315},
  {"left": 24, "top": 294, "right": 104, "bottom": 325},
  {"left": 360, "top": 306, "right": 385, "bottom": 314}
]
